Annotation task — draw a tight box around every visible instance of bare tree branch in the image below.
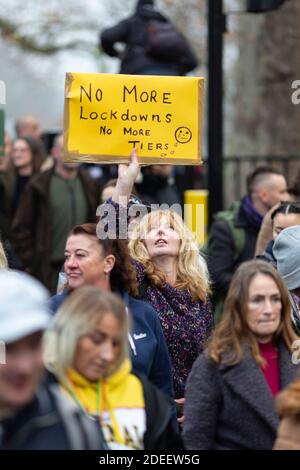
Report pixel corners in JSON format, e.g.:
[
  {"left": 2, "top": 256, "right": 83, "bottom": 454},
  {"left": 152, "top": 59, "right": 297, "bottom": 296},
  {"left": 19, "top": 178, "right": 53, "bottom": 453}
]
[{"left": 0, "top": 16, "right": 97, "bottom": 54}]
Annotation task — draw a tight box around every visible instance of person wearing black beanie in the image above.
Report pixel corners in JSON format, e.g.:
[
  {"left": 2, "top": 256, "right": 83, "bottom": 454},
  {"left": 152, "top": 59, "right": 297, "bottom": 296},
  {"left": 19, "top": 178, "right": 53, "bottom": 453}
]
[{"left": 136, "top": 0, "right": 154, "bottom": 8}]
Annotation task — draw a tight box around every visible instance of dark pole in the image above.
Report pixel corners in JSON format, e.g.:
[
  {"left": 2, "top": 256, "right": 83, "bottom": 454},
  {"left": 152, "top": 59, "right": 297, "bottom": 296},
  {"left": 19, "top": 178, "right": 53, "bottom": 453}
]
[{"left": 208, "top": 0, "right": 225, "bottom": 225}]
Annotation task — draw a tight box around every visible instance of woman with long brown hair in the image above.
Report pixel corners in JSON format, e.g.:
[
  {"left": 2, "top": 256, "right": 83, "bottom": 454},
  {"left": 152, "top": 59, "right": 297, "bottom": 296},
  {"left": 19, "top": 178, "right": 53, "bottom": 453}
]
[{"left": 183, "top": 259, "right": 299, "bottom": 450}]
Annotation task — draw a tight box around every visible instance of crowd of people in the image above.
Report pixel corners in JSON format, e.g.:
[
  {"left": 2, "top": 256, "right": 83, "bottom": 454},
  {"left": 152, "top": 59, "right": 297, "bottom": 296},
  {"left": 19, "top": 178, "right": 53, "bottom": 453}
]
[
  {"left": 1, "top": 127, "right": 300, "bottom": 450},
  {"left": 1, "top": 0, "right": 300, "bottom": 453}
]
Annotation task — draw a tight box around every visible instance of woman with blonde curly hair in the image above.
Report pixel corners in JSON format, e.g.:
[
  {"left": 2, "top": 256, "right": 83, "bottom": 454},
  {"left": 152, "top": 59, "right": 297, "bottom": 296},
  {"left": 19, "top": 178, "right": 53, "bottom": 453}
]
[
  {"left": 129, "top": 208, "right": 209, "bottom": 300},
  {"left": 183, "top": 259, "right": 298, "bottom": 450},
  {"left": 104, "top": 150, "right": 213, "bottom": 413}
]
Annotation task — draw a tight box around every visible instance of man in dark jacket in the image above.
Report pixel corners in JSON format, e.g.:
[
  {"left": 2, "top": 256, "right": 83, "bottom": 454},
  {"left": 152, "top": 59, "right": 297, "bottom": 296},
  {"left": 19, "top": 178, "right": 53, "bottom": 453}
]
[
  {"left": 207, "top": 166, "right": 289, "bottom": 320},
  {"left": 100, "top": 0, "right": 198, "bottom": 76},
  {"left": 0, "top": 271, "right": 102, "bottom": 450},
  {"left": 136, "top": 165, "right": 182, "bottom": 207},
  {"left": 11, "top": 134, "right": 100, "bottom": 293}
]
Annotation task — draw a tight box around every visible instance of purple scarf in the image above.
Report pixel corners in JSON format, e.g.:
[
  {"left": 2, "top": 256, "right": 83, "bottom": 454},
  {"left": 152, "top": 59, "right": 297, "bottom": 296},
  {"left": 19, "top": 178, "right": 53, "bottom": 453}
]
[{"left": 241, "top": 196, "right": 263, "bottom": 231}]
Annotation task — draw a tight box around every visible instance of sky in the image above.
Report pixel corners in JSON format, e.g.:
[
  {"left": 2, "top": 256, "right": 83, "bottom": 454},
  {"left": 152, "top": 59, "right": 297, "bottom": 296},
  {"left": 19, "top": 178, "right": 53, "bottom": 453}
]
[{"left": 0, "top": 0, "right": 134, "bottom": 135}]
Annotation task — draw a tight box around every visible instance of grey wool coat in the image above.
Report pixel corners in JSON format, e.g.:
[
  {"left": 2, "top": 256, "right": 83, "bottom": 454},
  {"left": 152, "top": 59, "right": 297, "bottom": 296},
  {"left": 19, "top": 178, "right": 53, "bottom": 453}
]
[{"left": 183, "top": 341, "right": 297, "bottom": 450}]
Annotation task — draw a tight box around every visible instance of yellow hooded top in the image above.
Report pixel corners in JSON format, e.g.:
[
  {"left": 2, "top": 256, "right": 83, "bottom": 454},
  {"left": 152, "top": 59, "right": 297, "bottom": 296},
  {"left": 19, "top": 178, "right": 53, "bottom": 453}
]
[{"left": 63, "top": 358, "right": 146, "bottom": 450}]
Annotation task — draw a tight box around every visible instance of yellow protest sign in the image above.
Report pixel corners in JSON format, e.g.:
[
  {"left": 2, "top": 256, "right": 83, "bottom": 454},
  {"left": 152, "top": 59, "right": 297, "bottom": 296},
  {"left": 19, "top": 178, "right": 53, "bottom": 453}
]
[{"left": 64, "top": 72, "right": 204, "bottom": 165}]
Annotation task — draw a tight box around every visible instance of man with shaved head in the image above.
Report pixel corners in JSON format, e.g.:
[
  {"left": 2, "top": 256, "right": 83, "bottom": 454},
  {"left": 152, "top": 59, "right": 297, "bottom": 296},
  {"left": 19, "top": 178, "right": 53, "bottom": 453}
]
[
  {"left": 15, "top": 114, "right": 42, "bottom": 140},
  {"left": 246, "top": 167, "right": 289, "bottom": 215}
]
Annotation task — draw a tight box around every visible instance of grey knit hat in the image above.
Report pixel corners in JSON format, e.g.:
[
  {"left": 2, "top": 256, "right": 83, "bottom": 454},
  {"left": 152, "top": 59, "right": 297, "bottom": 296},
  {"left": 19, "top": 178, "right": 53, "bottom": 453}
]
[{"left": 273, "top": 225, "right": 300, "bottom": 290}]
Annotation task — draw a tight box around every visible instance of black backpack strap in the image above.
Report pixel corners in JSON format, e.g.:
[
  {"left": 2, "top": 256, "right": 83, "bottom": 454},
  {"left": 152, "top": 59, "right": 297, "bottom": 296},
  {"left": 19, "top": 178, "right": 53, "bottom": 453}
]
[{"left": 138, "top": 276, "right": 149, "bottom": 299}]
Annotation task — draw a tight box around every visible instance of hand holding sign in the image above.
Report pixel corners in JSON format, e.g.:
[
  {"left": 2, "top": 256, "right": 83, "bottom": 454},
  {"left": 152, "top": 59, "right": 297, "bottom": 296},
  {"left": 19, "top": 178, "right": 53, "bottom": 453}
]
[
  {"left": 118, "top": 148, "right": 140, "bottom": 184},
  {"left": 113, "top": 148, "right": 140, "bottom": 205}
]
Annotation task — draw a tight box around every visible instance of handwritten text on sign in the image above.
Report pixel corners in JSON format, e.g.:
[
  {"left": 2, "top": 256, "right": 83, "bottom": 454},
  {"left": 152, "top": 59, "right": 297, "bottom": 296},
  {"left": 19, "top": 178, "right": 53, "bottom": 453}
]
[{"left": 64, "top": 73, "right": 204, "bottom": 165}]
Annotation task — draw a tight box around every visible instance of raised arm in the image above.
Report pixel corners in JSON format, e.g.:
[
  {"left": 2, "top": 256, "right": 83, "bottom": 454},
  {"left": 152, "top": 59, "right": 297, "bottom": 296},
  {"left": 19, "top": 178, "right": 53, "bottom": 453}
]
[
  {"left": 112, "top": 148, "right": 140, "bottom": 206},
  {"left": 255, "top": 203, "right": 278, "bottom": 256},
  {"left": 97, "top": 149, "right": 140, "bottom": 240},
  {"left": 100, "top": 18, "right": 132, "bottom": 58}
]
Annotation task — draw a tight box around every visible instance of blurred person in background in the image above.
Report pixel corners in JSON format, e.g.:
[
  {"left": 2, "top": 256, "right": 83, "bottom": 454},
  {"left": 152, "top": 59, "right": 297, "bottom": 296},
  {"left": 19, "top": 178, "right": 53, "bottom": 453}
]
[
  {"left": 1, "top": 135, "right": 46, "bottom": 221},
  {"left": 101, "top": 178, "right": 119, "bottom": 203},
  {"left": 100, "top": 0, "right": 198, "bottom": 76},
  {"left": 135, "top": 165, "right": 181, "bottom": 207},
  {"left": 255, "top": 167, "right": 300, "bottom": 256},
  {"left": 0, "top": 271, "right": 101, "bottom": 450},
  {"left": 11, "top": 134, "right": 99, "bottom": 292},
  {"left": 0, "top": 135, "right": 47, "bottom": 271},
  {"left": 0, "top": 131, "right": 13, "bottom": 173},
  {"left": 0, "top": 132, "right": 23, "bottom": 269},
  {"left": 100, "top": 178, "right": 140, "bottom": 204},
  {"left": 0, "top": 240, "right": 8, "bottom": 269},
  {"left": 257, "top": 201, "right": 300, "bottom": 266},
  {"left": 15, "top": 114, "right": 42, "bottom": 141},
  {"left": 273, "top": 225, "right": 300, "bottom": 335},
  {"left": 273, "top": 376, "right": 300, "bottom": 450}
]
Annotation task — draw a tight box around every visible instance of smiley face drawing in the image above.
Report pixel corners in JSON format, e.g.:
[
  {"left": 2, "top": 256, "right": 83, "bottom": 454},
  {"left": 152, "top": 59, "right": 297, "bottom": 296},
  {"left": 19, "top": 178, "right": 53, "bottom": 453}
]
[{"left": 175, "top": 127, "right": 192, "bottom": 144}]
